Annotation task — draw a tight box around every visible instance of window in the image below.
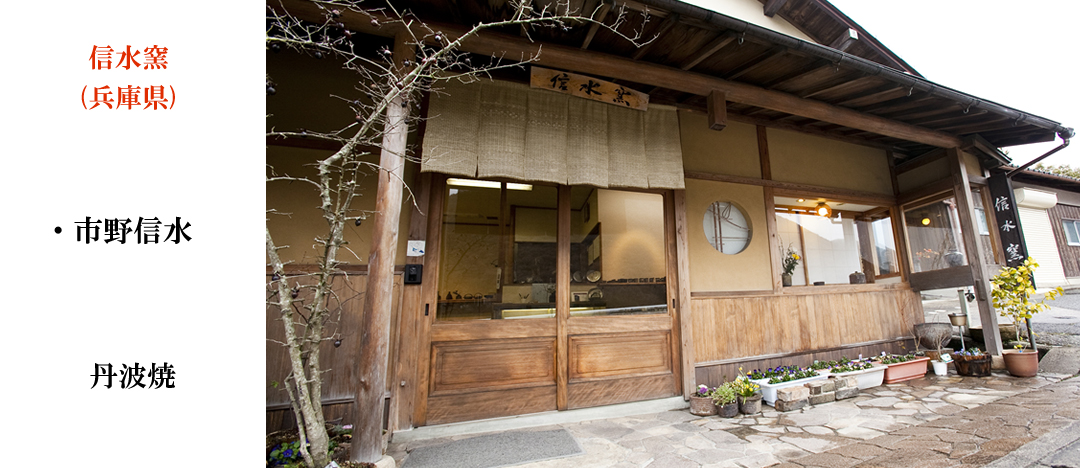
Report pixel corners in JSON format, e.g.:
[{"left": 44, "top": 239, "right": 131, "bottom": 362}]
[
  {"left": 703, "top": 201, "right": 752, "bottom": 254},
  {"left": 1064, "top": 219, "right": 1080, "bottom": 246},
  {"left": 903, "top": 196, "right": 968, "bottom": 273},
  {"left": 773, "top": 196, "right": 898, "bottom": 285}
]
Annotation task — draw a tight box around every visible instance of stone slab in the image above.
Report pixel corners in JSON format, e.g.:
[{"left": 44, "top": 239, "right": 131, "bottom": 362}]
[
  {"left": 806, "top": 380, "right": 835, "bottom": 395},
  {"left": 809, "top": 392, "right": 836, "bottom": 406},
  {"left": 1039, "top": 347, "right": 1080, "bottom": 375},
  {"left": 835, "top": 387, "right": 859, "bottom": 400},
  {"left": 776, "top": 398, "right": 808, "bottom": 412},
  {"left": 778, "top": 386, "right": 810, "bottom": 402}
]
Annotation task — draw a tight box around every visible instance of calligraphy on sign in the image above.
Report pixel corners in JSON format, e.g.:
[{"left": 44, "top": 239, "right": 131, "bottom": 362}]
[
  {"left": 988, "top": 172, "right": 1027, "bottom": 268},
  {"left": 530, "top": 66, "right": 649, "bottom": 111}
]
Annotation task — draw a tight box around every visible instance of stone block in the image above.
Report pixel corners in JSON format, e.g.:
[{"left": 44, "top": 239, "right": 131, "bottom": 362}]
[
  {"left": 809, "top": 392, "right": 836, "bottom": 406},
  {"left": 836, "top": 386, "right": 860, "bottom": 400},
  {"left": 833, "top": 376, "right": 858, "bottom": 390},
  {"left": 778, "top": 385, "right": 810, "bottom": 402},
  {"left": 805, "top": 380, "right": 835, "bottom": 395},
  {"left": 775, "top": 398, "right": 807, "bottom": 412}
]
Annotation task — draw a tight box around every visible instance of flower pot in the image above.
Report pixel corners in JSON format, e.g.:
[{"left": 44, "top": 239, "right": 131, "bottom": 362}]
[
  {"left": 781, "top": 273, "right": 792, "bottom": 287},
  {"left": 953, "top": 354, "right": 992, "bottom": 377},
  {"left": 1002, "top": 349, "right": 1039, "bottom": 377},
  {"left": 931, "top": 360, "right": 948, "bottom": 376},
  {"left": 738, "top": 394, "right": 762, "bottom": 415},
  {"left": 759, "top": 373, "right": 827, "bottom": 405},
  {"left": 830, "top": 365, "right": 886, "bottom": 389},
  {"left": 882, "top": 357, "right": 930, "bottom": 383},
  {"left": 717, "top": 401, "right": 739, "bottom": 418},
  {"left": 689, "top": 395, "right": 717, "bottom": 416}
]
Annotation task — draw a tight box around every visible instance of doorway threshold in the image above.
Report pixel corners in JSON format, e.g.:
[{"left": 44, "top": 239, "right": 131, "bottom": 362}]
[{"left": 392, "top": 396, "right": 689, "bottom": 442}]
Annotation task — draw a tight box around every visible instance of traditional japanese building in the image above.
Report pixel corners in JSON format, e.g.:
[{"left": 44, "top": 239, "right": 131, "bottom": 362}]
[{"left": 266, "top": 0, "right": 1073, "bottom": 440}]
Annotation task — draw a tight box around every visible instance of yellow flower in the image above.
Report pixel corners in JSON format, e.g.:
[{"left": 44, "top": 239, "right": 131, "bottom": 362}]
[{"left": 793, "top": 254, "right": 800, "bottom": 260}]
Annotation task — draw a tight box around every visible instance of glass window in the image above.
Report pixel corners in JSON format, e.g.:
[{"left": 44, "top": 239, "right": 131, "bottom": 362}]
[
  {"left": 566, "top": 187, "right": 668, "bottom": 316},
  {"left": 703, "top": 201, "right": 752, "bottom": 254},
  {"left": 437, "top": 180, "right": 558, "bottom": 321},
  {"left": 774, "top": 196, "right": 897, "bottom": 285},
  {"left": 1064, "top": 219, "right": 1080, "bottom": 246},
  {"left": 903, "top": 197, "right": 968, "bottom": 273}
]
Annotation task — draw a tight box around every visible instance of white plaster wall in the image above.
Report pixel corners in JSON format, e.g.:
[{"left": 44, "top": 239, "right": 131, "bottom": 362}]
[{"left": 684, "top": 0, "right": 816, "bottom": 42}]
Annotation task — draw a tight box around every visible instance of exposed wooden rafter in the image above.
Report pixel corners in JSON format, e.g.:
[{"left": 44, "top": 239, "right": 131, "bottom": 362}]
[
  {"left": 579, "top": 2, "right": 612, "bottom": 50},
  {"left": 828, "top": 28, "right": 858, "bottom": 52},
  {"left": 632, "top": 13, "right": 681, "bottom": 60},
  {"left": 276, "top": 1, "right": 965, "bottom": 148},
  {"left": 763, "top": 0, "right": 789, "bottom": 17},
  {"left": 724, "top": 46, "right": 787, "bottom": 80},
  {"left": 679, "top": 32, "right": 736, "bottom": 70}
]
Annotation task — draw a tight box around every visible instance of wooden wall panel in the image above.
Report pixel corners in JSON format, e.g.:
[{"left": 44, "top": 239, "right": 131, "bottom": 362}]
[
  {"left": 568, "top": 332, "right": 672, "bottom": 380},
  {"left": 567, "top": 374, "right": 677, "bottom": 410},
  {"left": 431, "top": 338, "right": 556, "bottom": 394},
  {"left": 691, "top": 287, "right": 922, "bottom": 365},
  {"left": 1049, "top": 204, "right": 1080, "bottom": 277},
  {"left": 426, "top": 386, "right": 558, "bottom": 425}
]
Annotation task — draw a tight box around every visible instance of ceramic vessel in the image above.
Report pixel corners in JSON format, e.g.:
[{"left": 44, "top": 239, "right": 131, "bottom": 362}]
[
  {"left": 1002, "top": 349, "right": 1039, "bottom": 377},
  {"left": 931, "top": 360, "right": 948, "bottom": 376},
  {"left": 689, "top": 395, "right": 717, "bottom": 416},
  {"left": 717, "top": 401, "right": 739, "bottom": 418},
  {"left": 759, "top": 373, "right": 827, "bottom": 405},
  {"left": 738, "top": 394, "right": 762, "bottom": 415},
  {"left": 829, "top": 365, "right": 886, "bottom": 389},
  {"left": 882, "top": 357, "right": 930, "bottom": 383}
]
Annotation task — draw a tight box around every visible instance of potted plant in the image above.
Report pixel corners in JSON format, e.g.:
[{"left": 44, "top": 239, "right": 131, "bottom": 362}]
[
  {"left": 780, "top": 244, "right": 800, "bottom": 287},
  {"left": 953, "top": 347, "right": 991, "bottom": 377},
  {"left": 689, "top": 384, "right": 717, "bottom": 416},
  {"left": 990, "top": 257, "right": 1063, "bottom": 377},
  {"left": 876, "top": 353, "right": 930, "bottom": 383},
  {"left": 734, "top": 369, "right": 762, "bottom": 415},
  {"left": 757, "top": 365, "right": 826, "bottom": 405},
  {"left": 828, "top": 358, "right": 886, "bottom": 389},
  {"left": 711, "top": 381, "right": 739, "bottom": 418}
]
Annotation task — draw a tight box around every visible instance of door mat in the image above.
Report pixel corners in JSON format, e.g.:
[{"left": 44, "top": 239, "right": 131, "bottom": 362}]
[{"left": 402, "top": 429, "right": 584, "bottom": 468}]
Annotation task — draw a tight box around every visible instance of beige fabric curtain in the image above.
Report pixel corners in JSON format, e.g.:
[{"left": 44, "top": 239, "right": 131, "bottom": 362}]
[{"left": 422, "top": 80, "right": 684, "bottom": 190}]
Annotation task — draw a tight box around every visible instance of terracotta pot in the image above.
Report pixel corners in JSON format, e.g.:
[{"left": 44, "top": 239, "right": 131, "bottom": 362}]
[
  {"left": 882, "top": 357, "right": 930, "bottom": 383},
  {"left": 1002, "top": 349, "right": 1039, "bottom": 377},
  {"left": 717, "top": 401, "right": 739, "bottom": 418},
  {"left": 953, "top": 354, "right": 992, "bottom": 377},
  {"left": 738, "top": 394, "right": 762, "bottom": 415},
  {"left": 689, "top": 395, "right": 717, "bottom": 416}
]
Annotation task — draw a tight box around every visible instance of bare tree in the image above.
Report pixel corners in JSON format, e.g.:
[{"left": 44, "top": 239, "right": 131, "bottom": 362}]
[{"left": 266, "top": 1, "right": 649, "bottom": 465}]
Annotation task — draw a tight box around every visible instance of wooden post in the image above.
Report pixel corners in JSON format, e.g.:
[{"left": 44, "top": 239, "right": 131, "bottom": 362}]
[
  {"left": 353, "top": 33, "right": 414, "bottom": 463},
  {"left": 707, "top": 91, "right": 727, "bottom": 131},
  {"left": 672, "top": 190, "right": 695, "bottom": 398},
  {"left": 556, "top": 186, "right": 571, "bottom": 410},
  {"left": 855, "top": 217, "right": 876, "bottom": 283},
  {"left": 947, "top": 148, "right": 1003, "bottom": 355}
]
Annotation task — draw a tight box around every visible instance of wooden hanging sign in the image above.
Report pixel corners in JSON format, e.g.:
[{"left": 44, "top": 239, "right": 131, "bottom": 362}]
[{"left": 530, "top": 66, "right": 649, "bottom": 111}]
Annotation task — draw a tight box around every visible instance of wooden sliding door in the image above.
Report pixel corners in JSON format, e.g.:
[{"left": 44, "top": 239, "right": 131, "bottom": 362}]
[{"left": 419, "top": 178, "right": 678, "bottom": 425}]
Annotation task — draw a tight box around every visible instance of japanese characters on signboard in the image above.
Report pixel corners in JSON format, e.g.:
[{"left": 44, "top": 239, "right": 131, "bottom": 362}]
[
  {"left": 988, "top": 172, "right": 1027, "bottom": 268},
  {"left": 530, "top": 66, "right": 649, "bottom": 111}
]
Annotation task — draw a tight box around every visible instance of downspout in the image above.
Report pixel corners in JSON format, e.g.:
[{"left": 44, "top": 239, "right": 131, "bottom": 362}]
[{"left": 637, "top": 0, "right": 1073, "bottom": 138}]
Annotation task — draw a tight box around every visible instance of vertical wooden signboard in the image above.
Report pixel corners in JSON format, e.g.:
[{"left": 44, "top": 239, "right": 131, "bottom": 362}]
[{"left": 987, "top": 172, "right": 1027, "bottom": 268}]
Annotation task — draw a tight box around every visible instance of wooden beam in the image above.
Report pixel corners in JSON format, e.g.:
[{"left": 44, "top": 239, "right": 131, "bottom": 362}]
[
  {"left": 556, "top": 186, "right": 571, "bottom": 410},
  {"left": 631, "top": 13, "right": 680, "bottom": 60},
  {"left": 894, "top": 148, "right": 945, "bottom": 174},
  {"left": 828, "top": 28, "right": 858, "bottom": 52},
  {"left": 798, "top": 75, "right": 876, "bottom": 100},
  {"left": 680, "top": 32, "right": 735, "bottom": 70},
  {"left": 837, "top": 85, "right": 909, "bottom": 108},
  {"left": 707, "top": 90, "right": 727, "bottom": 131},
  {"left": 763, "top": 63, "right": 833, "bottom": 90},
  {"left": 684, "top": 170, "right": 896, "bottom": 206},
  {"left": 279, "top": 2, "right": 965, "bottom": 148},
  {"left": 763, "top": 0, "right": 789, "bottom": 17},
  {"left": 726, "top": 111, "right": 895, "bottom": 151},
  {"left": 757, "top": 125, "right": 772, "bottom": 180},
  {"left": 724, "top": 46, "right": 786, "bottom": 80},
  {"left": 580, "top": 2, "right": 612, "bottom": 50},
  {"left": 354, "top": 32, "right": 413, "bottom": 463}
]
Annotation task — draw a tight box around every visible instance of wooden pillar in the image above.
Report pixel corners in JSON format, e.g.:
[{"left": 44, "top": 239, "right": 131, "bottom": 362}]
[
  {"left": 353, "top": 33, "right": 414, "bottom": 463},
  {"left": 947, "top": 148, "right": 1003, "bottom": 355},
  {"left": 672, "top": 190, "right": 694, "bottom": 398},
  {"left": 855, "top": 217, "right": 876, "bottom": 283},
  {"left": 556, "top": 186, "right": 571, "bottom": 410}
]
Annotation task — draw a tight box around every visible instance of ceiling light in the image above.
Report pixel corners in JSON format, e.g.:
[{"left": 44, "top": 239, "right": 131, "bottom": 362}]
[
  {"left": 812, "top": 199, "right": 829, "bottom": 216},
  {"left": 447, "top": 178, "right": 533, "bottom": 191},
  {"left": 922, "top": 217, "right": 931, "bottom": 226},
  {"left": 797, "top": 198, "right": 805, "bottom": 202}
]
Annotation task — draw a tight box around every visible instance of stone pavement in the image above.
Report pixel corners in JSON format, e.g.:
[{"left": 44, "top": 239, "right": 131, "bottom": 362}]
[{"left": 389, "top": 372, "right": 1080, "bottom": 468}]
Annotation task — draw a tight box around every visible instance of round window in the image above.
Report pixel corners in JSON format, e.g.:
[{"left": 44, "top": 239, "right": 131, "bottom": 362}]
[{"left": 703, "top": 201, "right": 752, "bottom": 254}]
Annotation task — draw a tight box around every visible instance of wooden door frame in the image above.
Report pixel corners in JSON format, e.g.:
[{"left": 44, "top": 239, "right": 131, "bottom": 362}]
[{"left": 412, "top": 178, "right": 687, "bottom": 425}]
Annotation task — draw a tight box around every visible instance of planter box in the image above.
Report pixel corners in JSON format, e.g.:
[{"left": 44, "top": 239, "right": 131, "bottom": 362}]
[
  {"left": 829, "top": 365, "right": 886, "bottom": 390},
  {"left": 954, "top": 354, "right": 992, "bottom": 377},
  {"left": 882, "top": 357, "right": 930, "bottom": 384},
  {"left": 759, "top": 373, "right": 827, "bottom": 406}
]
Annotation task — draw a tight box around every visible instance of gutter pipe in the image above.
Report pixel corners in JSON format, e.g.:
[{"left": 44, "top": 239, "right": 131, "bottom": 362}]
[
  {"left": 638, "top": 0, "right": 1073, "bottom": 139},
  {"left": 1007, "top": 137, "right": 1072, "bottom": 178}
]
